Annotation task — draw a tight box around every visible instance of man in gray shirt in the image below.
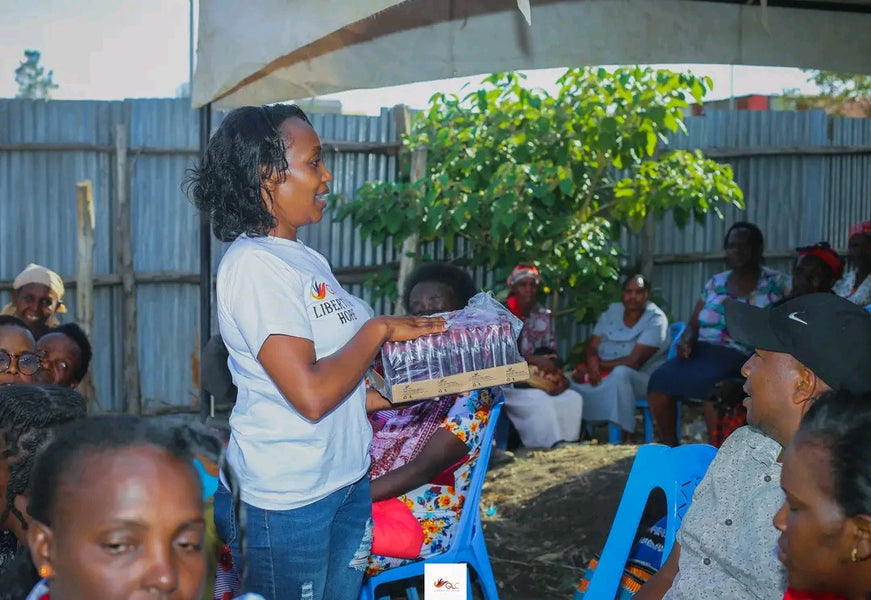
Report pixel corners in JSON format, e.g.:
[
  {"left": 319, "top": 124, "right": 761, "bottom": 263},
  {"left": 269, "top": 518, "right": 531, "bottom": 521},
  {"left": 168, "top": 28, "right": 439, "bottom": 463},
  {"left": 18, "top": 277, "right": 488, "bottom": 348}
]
[{"left": 636, "top": 293, "right": 871, "bottom": 600}]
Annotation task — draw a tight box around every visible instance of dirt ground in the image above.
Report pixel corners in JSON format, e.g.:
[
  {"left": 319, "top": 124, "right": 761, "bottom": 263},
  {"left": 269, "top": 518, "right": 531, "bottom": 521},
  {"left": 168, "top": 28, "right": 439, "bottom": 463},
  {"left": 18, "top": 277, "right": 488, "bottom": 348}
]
[{"left": 481, "top": 442, "right": 639, "bottom": 600}]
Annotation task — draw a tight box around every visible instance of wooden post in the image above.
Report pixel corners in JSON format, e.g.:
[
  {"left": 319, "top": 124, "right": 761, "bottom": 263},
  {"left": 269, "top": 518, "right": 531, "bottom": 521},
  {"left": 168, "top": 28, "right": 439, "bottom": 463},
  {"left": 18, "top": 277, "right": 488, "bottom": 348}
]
[
  {"left": 394, "top": 146, "right": 426, "bottom": 315},
  {"left": 75, "top": 181, "right": 95, "bottom": 339},
  {"left": 641, "top": 211, "right": 656, "bottom": 280},
  {"left": 115, "top": 124, "right": 141, "bottom": 414},
  {"left": 75, "top": 181, "right": 97, "bottom": 407}
]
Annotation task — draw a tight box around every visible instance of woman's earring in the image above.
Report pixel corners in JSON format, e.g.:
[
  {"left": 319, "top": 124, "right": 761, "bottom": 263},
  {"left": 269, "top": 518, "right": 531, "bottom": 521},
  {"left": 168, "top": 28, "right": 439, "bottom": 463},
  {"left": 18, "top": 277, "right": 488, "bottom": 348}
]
[
  {"left": 852, "top": 547, "right": 859, "bottom": 563},
  {"left": 38, "top": 564, "right": 52, "bottom": 578}
]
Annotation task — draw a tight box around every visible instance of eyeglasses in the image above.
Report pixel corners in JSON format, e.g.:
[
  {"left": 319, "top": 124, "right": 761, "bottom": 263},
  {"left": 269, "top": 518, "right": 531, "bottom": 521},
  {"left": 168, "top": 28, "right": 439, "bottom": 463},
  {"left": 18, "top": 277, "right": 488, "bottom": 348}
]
[{"left": 0, "top": 350, "right": 42, "bottom": 376}]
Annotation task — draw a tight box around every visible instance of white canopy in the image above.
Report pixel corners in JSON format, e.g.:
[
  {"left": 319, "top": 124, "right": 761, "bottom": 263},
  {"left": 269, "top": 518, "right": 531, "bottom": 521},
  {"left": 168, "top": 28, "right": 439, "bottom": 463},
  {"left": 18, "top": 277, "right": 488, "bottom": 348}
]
[{"left": 193, "top": 0, "right": 871, "bottom": 109}]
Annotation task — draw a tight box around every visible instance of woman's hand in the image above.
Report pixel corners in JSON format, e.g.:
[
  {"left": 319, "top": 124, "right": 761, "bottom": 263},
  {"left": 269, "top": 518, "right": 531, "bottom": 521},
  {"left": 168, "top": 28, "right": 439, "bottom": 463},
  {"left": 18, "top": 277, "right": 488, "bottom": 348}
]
[
  {"left": 586, "top": 356, "right": 603, "bottom": 386},
  {"left": 571, "top": 363, "right": 589, "bottom": 383},
  {"left": 376, "top": 315, "right": 447, "bottom": 342},
  {"left": 527, "top": 353, "right": 561, "bottom": 374},
  {"left": 676, "top": 331, "right": 695, "bottom": 359}
]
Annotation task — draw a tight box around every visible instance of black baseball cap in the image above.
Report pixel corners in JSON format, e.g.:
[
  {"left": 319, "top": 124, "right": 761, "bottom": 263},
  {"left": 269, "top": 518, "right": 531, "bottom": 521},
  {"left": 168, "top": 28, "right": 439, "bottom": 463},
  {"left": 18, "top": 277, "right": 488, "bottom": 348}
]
[{"left": 725, "top": 293, "right": 871, "bottom": 394}]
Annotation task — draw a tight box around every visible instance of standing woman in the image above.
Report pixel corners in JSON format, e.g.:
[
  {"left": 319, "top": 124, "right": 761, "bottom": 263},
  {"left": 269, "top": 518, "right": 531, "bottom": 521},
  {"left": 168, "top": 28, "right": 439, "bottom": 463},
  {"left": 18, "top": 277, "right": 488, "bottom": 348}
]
[
  {"left": 833, "top": 220, "right": 871, "bottom": 306},
  {"left": 186, "top": 104, "right": 445, "bottom": 600}
]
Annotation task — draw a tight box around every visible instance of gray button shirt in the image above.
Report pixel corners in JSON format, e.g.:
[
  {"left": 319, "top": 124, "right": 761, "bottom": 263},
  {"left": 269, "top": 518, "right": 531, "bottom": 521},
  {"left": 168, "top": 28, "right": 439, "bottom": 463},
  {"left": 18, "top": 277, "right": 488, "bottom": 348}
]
[{"left": 665, "top": 426, "right": 787, "bottom": 600}]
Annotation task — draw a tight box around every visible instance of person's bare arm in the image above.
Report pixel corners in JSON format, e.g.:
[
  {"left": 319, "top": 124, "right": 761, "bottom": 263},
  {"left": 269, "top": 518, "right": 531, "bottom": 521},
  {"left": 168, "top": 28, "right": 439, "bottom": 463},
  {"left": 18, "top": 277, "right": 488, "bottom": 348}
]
[
  {"left": 634, "top": 541, "right": 681, "bottom": 600},
  {"left": 365, "top": 389, "right": 392, "bottom": 412},
  {"left": 676, "top": 300, "right": 704, "bottom": 359},
  {"left": 370, "top": 428, "right": 469, "bottom": 502},
  {"left": 258, "top": 316, "right": 445, "bottom": 421},
  {"left": 598, "top": 342, "right": 659, "bottom": 370}
]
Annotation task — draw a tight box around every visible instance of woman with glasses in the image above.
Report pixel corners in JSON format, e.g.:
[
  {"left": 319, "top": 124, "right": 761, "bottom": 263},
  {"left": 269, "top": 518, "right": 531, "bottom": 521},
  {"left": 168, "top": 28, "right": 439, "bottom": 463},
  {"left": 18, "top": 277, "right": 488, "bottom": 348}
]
[{"left": 0, "top": 316, "right": 41, "bottom": 385}]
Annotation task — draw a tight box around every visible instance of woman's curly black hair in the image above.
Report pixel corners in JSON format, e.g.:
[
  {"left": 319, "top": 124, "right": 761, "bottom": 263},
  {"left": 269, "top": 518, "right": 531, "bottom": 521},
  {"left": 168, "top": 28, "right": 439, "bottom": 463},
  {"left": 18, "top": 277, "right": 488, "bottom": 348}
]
[
  {"left": 185, "top": 104, "right": 312, "bottom": 242},
  {"left": 402, "top": 262, "right": 478, "bottom": 314},
  {"left": 0, "top": 385, "right": 86, "bottom": 600},
  {"left": 0, "top": 385, "right": 87, "bottom": 532}
]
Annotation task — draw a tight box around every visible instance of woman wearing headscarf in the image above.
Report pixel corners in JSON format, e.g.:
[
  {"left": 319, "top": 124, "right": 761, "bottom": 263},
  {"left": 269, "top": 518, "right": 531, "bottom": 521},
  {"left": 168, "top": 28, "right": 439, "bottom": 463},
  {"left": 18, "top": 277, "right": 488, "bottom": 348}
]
[
  {"left": 833, "top": 220, "right": 871, "bottom": 306},
  {"left": 502, "top": 264, "right": 584, "bottom": 448},
  {"left": 0, "top": 264, "right": 65, "bottom": 338},
  {"left": 791, "top": 242, "right": 844, "bottom": 298}
]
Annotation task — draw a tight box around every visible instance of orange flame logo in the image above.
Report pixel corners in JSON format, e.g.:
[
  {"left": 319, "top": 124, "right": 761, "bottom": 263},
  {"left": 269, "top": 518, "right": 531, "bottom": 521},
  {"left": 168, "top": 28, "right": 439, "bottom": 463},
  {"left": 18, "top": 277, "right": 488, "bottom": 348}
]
[{"left": 310, "top": 281, "right": 328, "bottom": 300}]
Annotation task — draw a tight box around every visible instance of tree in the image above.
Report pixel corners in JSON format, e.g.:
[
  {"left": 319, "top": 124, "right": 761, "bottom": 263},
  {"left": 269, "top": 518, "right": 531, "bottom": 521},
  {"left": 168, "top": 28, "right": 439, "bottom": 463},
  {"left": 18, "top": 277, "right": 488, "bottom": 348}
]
[
  {"left": 337, "top": 67, "right": 744, "bottom": 321},
  {"left": 791, "top": 70, "right": 871, "bottom": 116},
  {"left": 15, "top": 50, "right": 59, "bottom": 100}
]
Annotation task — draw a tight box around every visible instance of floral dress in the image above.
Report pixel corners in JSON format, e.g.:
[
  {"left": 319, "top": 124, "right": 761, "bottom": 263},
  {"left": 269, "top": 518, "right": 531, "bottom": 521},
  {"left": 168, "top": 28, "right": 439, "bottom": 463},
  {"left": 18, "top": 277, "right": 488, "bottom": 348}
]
[
  {"left": 697, "top": 266, "right": 791, "bottom": 353},
  {"left": 517, "top": 304, "right": 555, "bottom": 357},
  {"left": 365, "top": 387, "right": 498, "bottom": 576},
  {"left": 833, "top": 270, "right": 871, "bottom": 306}
]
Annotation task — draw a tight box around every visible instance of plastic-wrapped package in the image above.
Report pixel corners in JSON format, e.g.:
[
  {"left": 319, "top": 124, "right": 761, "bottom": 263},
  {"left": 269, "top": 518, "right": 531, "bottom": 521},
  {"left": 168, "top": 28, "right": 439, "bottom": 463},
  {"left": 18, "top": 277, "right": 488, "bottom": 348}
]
[{"left": 379, "top": 292, "right": 529, "bottom": 403}]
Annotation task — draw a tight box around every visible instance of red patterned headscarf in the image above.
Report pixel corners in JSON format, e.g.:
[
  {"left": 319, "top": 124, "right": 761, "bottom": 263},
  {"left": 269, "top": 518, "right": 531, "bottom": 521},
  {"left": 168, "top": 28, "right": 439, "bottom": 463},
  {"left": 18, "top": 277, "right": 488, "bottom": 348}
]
[
  {"left": 506, "top": 264, "right": 541, "bottom": 287},
  {"left": 796, "top": 241, "right": 845, "bottom": 280},
  {"left": 848, "top": 220, "right": 871, "bottom": 239}
]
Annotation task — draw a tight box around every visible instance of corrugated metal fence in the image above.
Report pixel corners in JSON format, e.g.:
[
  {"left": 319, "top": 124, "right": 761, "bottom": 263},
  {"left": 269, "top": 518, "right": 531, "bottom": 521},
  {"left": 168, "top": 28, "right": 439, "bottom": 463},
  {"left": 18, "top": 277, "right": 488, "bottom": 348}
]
[{"left": 0, "top": 98, "right": 868, "bottom": 410}]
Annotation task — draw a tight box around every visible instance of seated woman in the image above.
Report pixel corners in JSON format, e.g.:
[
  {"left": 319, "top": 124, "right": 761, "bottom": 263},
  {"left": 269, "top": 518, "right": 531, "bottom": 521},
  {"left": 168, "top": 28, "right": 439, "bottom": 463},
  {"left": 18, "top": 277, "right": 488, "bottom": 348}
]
[
  {"left": 569, "top": 274, "right": 669, "bottom": 436},
  {"left": 18, "top": 414, "right": 263, "bottom": 600},
  {"left": 366, "top": 262, "right": 501, "bottom": 575},
  {"left": 0, "top": 316, "right": 41, "bottom": 386},
  {"left": 833, "top": 220, "right": 871, "bottom": 306},
  {"left": 790, "top": 242, "right": 844, "bottom": 298},
  {"left": 502, "top": 264, "right": 584, "bottom": 448},
  {"left": 0, "top": 264, "right": 66, "bottom": 339},
  {"left": 646, "top": 222, "right": 789, "bottom": 446},
  {"left": 707, "top": 241, "right": 845, "bottom": 447},
  {"left": 0, "top": 385, "right": 87, "bottom": 591},
  {"left": 773, "top": 388, "right": 871, "bottom": 600}
]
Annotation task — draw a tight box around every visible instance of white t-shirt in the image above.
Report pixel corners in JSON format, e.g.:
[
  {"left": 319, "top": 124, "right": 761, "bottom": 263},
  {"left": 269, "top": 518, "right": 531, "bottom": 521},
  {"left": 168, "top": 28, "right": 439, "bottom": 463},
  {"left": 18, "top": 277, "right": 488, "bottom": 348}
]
[
  {"left": 592, "top": 301, "right": 669, "bottom": 374},
  {"left": 217, "top": 234, "right": 372, "bottom": 510}
]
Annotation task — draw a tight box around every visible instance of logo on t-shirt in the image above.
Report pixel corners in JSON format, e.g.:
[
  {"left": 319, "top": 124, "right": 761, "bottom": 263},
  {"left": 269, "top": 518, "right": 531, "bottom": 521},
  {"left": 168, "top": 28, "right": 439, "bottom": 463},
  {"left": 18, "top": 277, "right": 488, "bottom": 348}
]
[
  {"left": 310, "top": 296, "right": 359, "bottom": 325},
  {"left": 310, "top": 281, "right": 335, "bottom": 300}
]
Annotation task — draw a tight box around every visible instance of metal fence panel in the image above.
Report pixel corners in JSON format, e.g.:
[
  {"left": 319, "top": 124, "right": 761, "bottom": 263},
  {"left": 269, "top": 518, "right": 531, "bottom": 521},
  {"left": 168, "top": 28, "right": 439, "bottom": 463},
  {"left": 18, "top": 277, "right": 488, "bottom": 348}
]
[{"left": 0, "top": 99, "right": 868, "bottom": 408}]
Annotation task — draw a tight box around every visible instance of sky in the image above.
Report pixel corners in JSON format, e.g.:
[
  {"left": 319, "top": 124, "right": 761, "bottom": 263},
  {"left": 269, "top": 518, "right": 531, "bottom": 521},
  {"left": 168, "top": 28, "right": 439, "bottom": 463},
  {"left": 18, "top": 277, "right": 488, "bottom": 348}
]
[{"left": 0, "top": 0, "right": 823, "bottom": 114}]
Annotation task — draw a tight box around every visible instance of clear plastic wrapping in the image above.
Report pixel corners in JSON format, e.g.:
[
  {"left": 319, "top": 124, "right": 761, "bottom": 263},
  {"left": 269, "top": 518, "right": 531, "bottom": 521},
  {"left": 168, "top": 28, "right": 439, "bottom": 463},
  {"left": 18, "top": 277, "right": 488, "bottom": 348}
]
[{"left": 380, "top": 292, "right": 524, "bottom": 389}]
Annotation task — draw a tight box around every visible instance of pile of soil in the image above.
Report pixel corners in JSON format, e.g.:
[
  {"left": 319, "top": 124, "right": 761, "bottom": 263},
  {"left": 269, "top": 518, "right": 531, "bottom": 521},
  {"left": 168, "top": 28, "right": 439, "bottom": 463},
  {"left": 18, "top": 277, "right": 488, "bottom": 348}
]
[{"left": 482, "top": 443, "right": 639, "bottom": 600}]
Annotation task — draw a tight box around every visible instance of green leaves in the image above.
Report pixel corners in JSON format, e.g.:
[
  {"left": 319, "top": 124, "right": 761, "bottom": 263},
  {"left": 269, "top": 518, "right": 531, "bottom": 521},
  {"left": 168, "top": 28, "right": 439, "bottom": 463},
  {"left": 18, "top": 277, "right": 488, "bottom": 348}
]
[{"left": 338, "top": 66, "right": 742, "bottom": 321}]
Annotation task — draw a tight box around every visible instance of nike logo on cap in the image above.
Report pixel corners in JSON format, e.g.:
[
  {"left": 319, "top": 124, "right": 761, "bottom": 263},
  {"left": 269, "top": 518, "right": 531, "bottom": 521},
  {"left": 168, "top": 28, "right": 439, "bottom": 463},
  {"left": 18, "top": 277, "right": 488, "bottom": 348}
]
[{"left": 788, "top": 312, "right": 809, "bottom": 325}]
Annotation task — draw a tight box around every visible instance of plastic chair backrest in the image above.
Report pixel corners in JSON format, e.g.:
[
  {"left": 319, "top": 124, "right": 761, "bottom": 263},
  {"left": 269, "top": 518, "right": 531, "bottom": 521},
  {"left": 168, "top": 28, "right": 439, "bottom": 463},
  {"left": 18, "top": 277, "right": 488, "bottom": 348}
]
[
  {"left": 194, "top": 457, "right": 220, "bottom": 501},
  {"left": 666, "top": 321, "right": 686, "bottom": 360},
  {"left": 453, "top": 398, "right": 503, "bottom": 543},
  {"left": 583, "top": 443, "right": 717, "bottom": 599}
]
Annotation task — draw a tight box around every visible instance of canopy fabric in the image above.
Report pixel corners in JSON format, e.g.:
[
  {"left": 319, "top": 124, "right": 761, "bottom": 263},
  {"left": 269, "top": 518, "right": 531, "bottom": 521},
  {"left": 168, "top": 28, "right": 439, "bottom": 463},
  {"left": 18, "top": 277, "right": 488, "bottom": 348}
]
[{"left": 193, "top": 0, "right": 871, "bottom": 109}]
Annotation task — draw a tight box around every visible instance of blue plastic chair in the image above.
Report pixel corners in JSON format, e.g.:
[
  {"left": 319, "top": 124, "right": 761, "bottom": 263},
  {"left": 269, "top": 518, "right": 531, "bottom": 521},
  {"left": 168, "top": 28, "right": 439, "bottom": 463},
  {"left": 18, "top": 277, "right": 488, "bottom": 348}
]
[
  {"left": 194, "top": 457, "right": 220, "bottom": 501},
  {"left": 359, "top": 399, "right": 504, "bottom": 600},
  {"left": 603, "top": 322, "right": 686, "bottom": 444},
  {"left": 577, "top": 443, "right": 717, "bottom": 599}
]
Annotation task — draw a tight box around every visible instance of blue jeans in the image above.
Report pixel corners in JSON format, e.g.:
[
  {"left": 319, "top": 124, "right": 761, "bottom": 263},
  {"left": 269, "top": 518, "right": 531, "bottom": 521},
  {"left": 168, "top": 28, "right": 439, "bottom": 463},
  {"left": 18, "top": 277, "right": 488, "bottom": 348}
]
[{"left": 214, "top": 477, "right": 373, "bottom": 600}]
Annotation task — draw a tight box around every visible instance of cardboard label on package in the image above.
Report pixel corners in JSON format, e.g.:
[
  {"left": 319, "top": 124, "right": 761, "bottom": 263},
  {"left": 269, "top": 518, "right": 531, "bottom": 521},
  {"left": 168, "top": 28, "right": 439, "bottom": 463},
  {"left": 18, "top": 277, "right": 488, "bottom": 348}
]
[{"left": 390, "top": 361, "right": 529, "bottom": 404}]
